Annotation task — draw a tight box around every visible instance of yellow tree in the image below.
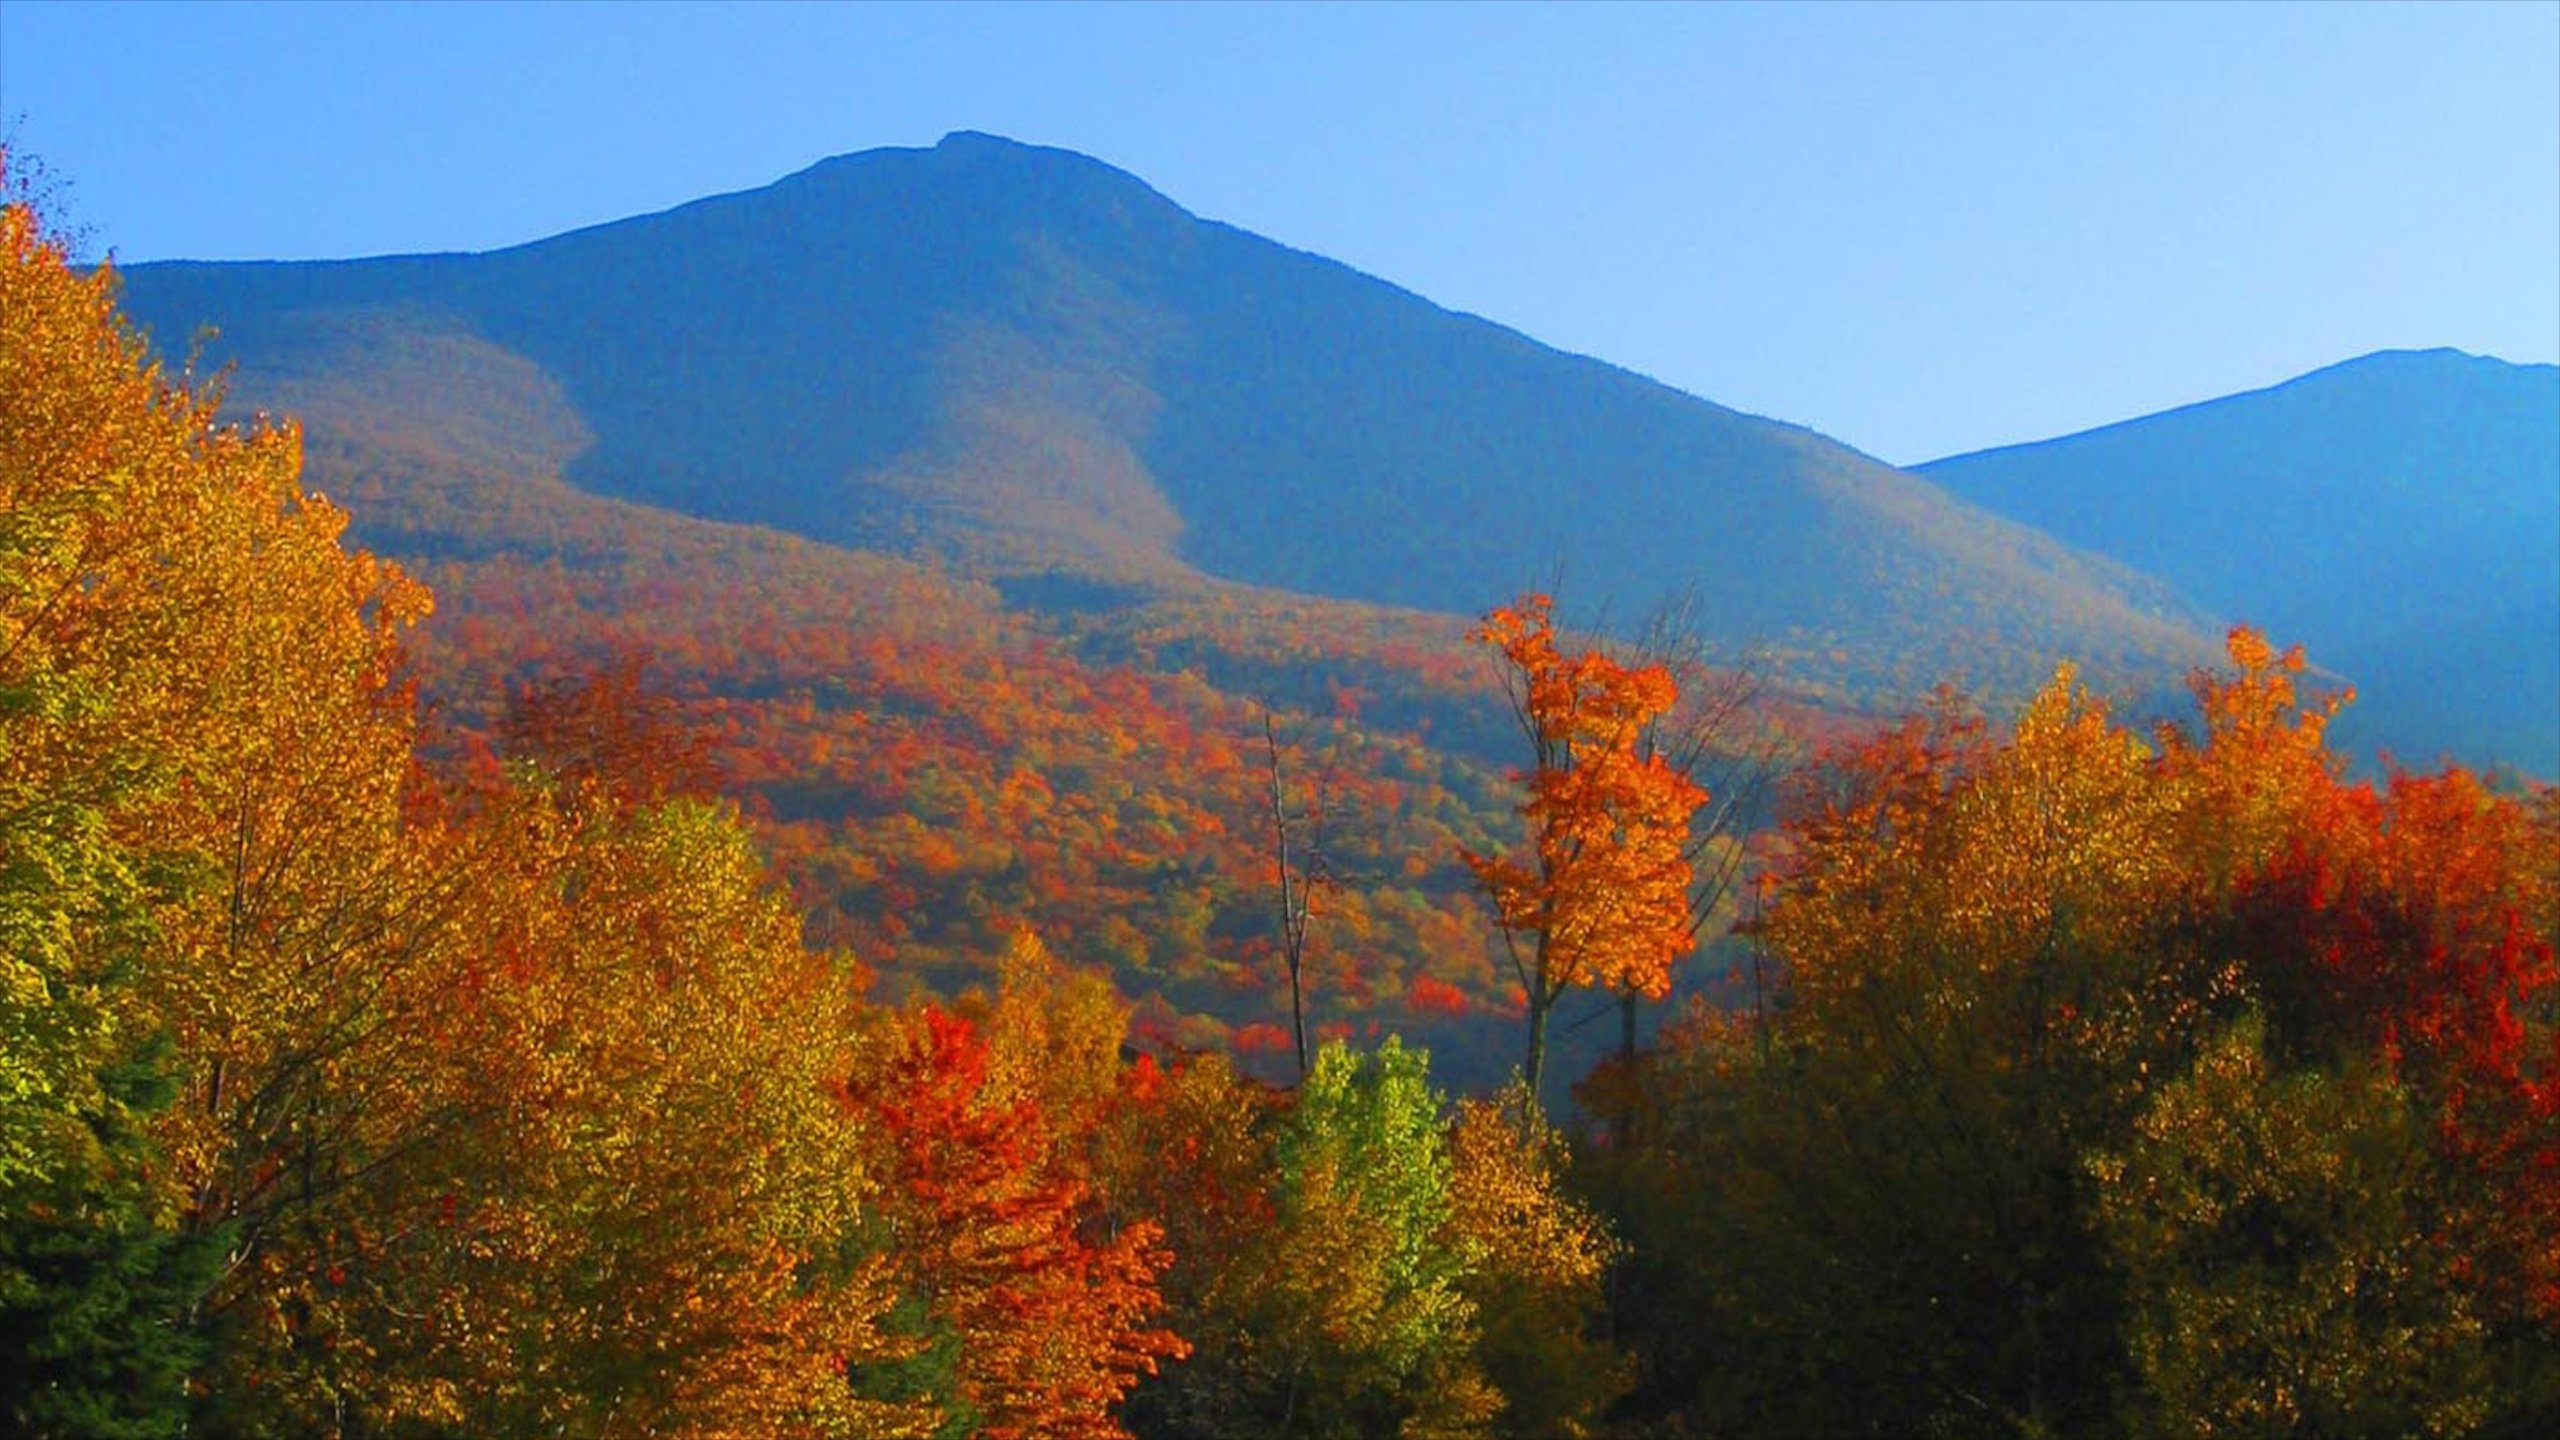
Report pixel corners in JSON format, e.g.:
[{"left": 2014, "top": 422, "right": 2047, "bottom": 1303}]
[
  {"left": 1443, "top": 1088, "right": 1626, "bottom": 1437},
  {"left": 1746, "top": 670, "right": 2190, "bottom": 1434},
  {"left": 2088, "top": 1015, "right": 2493, "bottom": 1438},
  {"left": 4, "top": 177, "right": 922, "bottom": 1433},
  {"left": 1461, "top": 595, "right": 1704, "bottom": 1102},
  {"left": 1580, "top": 670, "right": 2190, "bottom": 1433},
  {"left": 362, "top": 779, "right": 919, "bottom": 1438},
  {"left": 3, "top": 168, "right": 441, "bottom": 1430},
  {"left": 3, "top": 166, "right": 238, "bottom": 1434}
]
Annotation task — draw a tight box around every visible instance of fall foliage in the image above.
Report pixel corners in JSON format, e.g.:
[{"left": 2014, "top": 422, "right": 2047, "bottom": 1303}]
[
  {"left": 8, "top": 163, "right": 2557, "bottom": 1438},
  {"left": 1462, "top": 594, "right": 1707, "bottom": 1100},
  {"left": 0, "top": 178, "right": 1142, "bottom": 1438},
  {"left": 1578, "top": 633, "right": 2560, "bottom": 1436}
]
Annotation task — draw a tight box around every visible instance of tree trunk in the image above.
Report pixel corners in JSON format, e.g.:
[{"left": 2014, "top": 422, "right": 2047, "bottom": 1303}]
[
  {"left": 1524, "top": 985, "right": 1553, "bottom": 1106},
  {"left": 1265, "top": 710, "right": 1314, "bottom": 1083},
  {"left": 1289, "top": 965, "right": 1308, "bottom": 1083}
]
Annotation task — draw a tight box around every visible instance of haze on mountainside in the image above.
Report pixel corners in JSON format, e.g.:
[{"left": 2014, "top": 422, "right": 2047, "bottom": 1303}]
[
  {"left": 1922, "top": 350, "right": 2560, "bottom": 776},
  {"left": 113, "top": 130, "right": 2222, "bottom": 712}
]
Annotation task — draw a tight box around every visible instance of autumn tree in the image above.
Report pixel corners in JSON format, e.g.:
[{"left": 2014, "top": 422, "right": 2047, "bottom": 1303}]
[
  {"left": 0, "top": 166, "right": 437, "bottom": 1432},
  {"left": 2162, "top": 643, "right": 2560, "bottom": 1425},
  {"left": 1105, "top": 1037, "right": 1510, "bottom": 1438},
  {"left": 1097, "top": 1047, "right": 1284, "bottom": 1436},
  {"left": 848, "top": 935, "right": 1183, "bottom": 1440},
  {"left": 2088, "top": 1014, "right": 2494, "bottom": 1437},
  {"left": 1234, "top": 1038, "right": 1493, "bottom": 1437},
  {"left": 1461, "top": 594, "right": 1705, "bottom": 1102},
  {"left": 1612, "top": 592, "right": 1793, "bottom": 1057},
  {"left": 1259, "top": 709, "right": 1335, "bottom": 1080},
  {"left": 327, "top": 781, "right": 918, "bottom": 1438},
  {"left": 2, "top": 168, "right": 930, "bottom": 1433},
  {"left": 498, "top": 642, "right": 724, "bottom": 813},
  {"left": 1443, "top": 1087, "right": 1626, "bottom": 1437},
  {"left": 1738, "top": 672, "right": 2178, "bottom": 1432},
  {"left": 1582, "top": 632, "right": 2559, "bottom": 1435}
]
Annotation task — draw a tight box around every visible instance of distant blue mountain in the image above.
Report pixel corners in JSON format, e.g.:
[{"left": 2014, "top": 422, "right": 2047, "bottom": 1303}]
[
  {"left": 112, "top": 131, "right": 2220, "bottom": 708},
  {"left": 1920, "top": 350, "right": 2560, "bottom": 774}
]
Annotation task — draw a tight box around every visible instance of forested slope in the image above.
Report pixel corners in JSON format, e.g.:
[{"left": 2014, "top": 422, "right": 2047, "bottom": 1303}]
[
  {"left": 117, "top": 131, "right": 2224, "bottom": 707},
  {"left": 10, "top": 168, "right": 2558, "bottom": 1440}
]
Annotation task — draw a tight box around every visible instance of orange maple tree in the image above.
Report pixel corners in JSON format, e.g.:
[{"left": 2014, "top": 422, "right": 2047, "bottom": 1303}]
[{"left": 1461, "top": 594, "right": 1706, "bottom": 1101}]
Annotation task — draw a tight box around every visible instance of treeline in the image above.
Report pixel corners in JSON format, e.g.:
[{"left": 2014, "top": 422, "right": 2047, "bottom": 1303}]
[
  {"left": 1586, "top": 652, "right": 2560, "bottom": 1435},
  {"left": 0, "top": 172, "right": 1609, "bottom": 1439},
  {"left": 9, "top": 184, "right": 2560, "bottom": 1437}
]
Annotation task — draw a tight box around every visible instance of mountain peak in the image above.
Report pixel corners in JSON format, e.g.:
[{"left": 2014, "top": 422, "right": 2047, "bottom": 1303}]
[
  {"left": 2296, "top": 345, "right": 2552, "bottom": 386},
  {"left": 1919, "top": 349, "right": 2559, "bottom": 773},
  {"left": 766, "top": 130, "right": 1190, "bottom": 239},
  {"left": 935, "top": 128, "right": 1036, "bottom": 153},
  {"left": 110, "top": 136, "right": 2228, "bottom": 713}
]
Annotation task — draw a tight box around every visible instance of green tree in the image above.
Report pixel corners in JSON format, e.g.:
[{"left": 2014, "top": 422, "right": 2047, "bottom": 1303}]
[
  {"left": 1117, "top": 1039, "right": 1494, "bottom": 1438},
  {"left": 0, "top": 1039, "right": 218, "bottom": 1440},
  {"left": 1245, "top": 1039, "right": 1492, "bottom": 1437}
]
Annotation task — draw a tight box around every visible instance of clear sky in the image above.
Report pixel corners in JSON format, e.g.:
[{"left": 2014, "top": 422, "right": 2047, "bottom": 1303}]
[{"left": 3, "top": 0, "right": 2552, "bottom": 465}]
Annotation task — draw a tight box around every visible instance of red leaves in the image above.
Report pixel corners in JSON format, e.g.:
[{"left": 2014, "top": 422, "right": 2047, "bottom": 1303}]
[
  {"left": 1232, "top": 1022, "right": 1294, "bottom": 1055},
  {"left": 855, "top": 1006, "right": 1185, "bottom": 1438},
  {"left": 1408, "top": 974, "right": 1470, "bottom": 1018},
  {"left": 2218, "top": 758, "right": 2560, "bottom": 1324},
  {"left": 498, "top": 644, "right": 724, "bottom": 814}
]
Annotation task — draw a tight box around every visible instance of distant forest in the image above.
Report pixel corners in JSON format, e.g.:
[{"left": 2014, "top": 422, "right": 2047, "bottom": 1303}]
[{"left": 8, "top": 179, "right": 2558, "bottom": 1438}]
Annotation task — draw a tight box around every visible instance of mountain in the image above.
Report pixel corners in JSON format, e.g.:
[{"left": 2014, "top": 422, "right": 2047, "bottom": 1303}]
[
  {"left": 112, "top": 130, "right": 2219, "bottom": 706},
  {"left": 1919, "top": 350, "right": 2560, "bottom": 774}
]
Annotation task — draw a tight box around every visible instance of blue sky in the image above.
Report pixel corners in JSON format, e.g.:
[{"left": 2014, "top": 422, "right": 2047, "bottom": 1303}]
[{"left": 3, "top": 0, "right": 2552, "bottom": 465}]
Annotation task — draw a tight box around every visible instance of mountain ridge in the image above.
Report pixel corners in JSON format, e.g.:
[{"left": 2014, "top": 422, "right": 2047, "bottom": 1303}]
[
  {"left": 1919, "top": 346, "right": 2559, "bottom": 772},
  {"left": 1926, "top": 347, "right": 2550, "bottom": 471},
  {"left": 116, "top": 130, "right": 2223, "bottom": 708}
]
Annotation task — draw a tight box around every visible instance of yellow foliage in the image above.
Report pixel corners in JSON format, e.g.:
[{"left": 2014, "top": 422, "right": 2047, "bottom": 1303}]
[{"left": 1445, "top": 1092, "right": 1627, "bottom": 1436}]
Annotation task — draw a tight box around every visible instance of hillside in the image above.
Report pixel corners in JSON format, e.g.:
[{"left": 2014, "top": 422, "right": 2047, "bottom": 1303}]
[
  {"left": 20, "top": 148, "right": 2559, "bottom": 1439},
  {"left": 114, "top": 130, "right": 2222, "bottom": 706},
  {"left": 283, "top": 428, "right": 1560, "bottom": 1086},
  {"left": 91, "top": 132, "right": 2272, "bottom": 1085},
  {"left": 1920, "top": 350, "right": 2560, "bottom": 774}
]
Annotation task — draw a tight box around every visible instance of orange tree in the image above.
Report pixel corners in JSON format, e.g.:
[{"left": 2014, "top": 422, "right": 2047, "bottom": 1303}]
[
  {"left": 844, "top": 933, "right": 1184, "bottom": 1440},
  {"left": 1460, "top": 594, "right": 1704, "bottom": 1103}
]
